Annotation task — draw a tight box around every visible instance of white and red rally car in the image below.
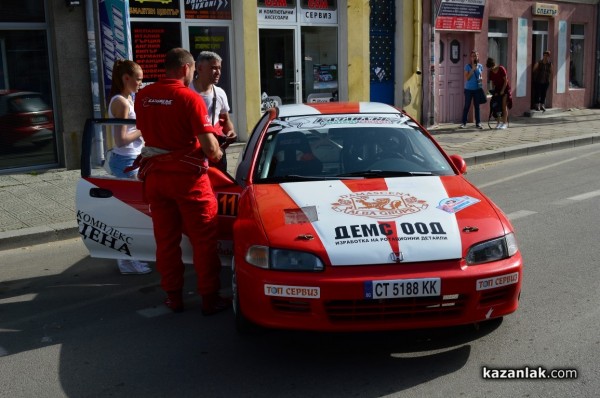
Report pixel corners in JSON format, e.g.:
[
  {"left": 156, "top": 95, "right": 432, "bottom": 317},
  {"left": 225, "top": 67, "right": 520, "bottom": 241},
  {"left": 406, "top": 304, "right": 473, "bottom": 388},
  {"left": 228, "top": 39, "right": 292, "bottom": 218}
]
[{"left": 77, "top": 102, "right": 522, "bottom": 332}]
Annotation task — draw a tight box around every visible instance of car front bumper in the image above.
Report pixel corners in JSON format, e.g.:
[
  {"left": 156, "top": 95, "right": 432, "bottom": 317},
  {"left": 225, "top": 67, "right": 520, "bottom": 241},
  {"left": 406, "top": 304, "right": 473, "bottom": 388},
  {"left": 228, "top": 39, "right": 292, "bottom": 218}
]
[{"left": 236, "top": 254, "right": 523, "bottom": 332}]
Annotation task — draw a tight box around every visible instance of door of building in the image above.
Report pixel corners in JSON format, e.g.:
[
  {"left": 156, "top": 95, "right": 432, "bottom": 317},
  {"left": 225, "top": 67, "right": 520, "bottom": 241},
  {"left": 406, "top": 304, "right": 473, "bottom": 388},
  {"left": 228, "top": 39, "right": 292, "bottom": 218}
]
[
  {"left": 259, "top": 26, "right": 339, "bottom": 110},
  {"left": 438, "top": 34, "right": 468, "bottom": 123},
  {"left": 259, "top": 28, "right": 298, "bottom": 107},
  {"left": 531, "top": 21, "right": 550, "bottom": 108},
  {"left": 369, "top": 0, "right": 395, "bottom": 104}
]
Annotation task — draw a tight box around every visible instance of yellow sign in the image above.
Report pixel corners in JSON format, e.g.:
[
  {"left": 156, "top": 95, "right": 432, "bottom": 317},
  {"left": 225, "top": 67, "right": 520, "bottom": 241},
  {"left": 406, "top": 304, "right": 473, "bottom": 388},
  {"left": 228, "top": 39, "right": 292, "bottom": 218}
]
[{"left": 532, "top": 3, "right": 558, "bottom": 17}]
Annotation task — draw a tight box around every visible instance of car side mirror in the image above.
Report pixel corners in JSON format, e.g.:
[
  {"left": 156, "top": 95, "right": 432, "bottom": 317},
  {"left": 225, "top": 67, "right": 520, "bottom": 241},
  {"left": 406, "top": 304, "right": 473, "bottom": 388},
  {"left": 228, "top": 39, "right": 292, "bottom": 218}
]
[{"left": 450, "top": 154, "right": 467, "bottom": 174}]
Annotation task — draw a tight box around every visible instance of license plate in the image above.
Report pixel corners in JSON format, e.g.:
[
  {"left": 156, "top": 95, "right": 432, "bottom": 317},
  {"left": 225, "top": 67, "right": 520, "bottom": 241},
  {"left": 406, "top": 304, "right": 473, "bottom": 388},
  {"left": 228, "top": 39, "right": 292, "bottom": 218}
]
[
  {"left": 364, "top": 278, "right": 441, "bottom": 299},
  {"left": 30, "top": 115, "right": 48, "bottom": 124}
]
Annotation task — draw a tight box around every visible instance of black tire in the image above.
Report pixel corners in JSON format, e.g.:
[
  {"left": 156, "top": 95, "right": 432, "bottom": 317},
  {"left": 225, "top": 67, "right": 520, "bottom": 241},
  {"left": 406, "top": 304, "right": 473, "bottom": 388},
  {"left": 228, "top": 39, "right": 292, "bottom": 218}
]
[
  {"left": 232, "top": 260, "right": 260, "bottom": 334},
  {"left": 473, "top": 316, "right": 504, "bottom": 331}
]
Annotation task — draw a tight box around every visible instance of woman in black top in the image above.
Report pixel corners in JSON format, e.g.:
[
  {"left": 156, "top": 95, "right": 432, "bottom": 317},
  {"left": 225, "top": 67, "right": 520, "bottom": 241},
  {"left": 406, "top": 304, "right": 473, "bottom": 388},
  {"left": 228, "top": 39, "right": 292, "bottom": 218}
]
[{"left": 532, "top": 51, "right": 553, "bottom": 112}]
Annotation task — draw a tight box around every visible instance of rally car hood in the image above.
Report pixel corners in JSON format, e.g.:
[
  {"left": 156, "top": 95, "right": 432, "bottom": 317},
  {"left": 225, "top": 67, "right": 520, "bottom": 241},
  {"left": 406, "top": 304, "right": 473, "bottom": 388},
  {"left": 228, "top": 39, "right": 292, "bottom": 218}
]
[{"left": 251, "top": 176, "right": 508, "bottom": 266}]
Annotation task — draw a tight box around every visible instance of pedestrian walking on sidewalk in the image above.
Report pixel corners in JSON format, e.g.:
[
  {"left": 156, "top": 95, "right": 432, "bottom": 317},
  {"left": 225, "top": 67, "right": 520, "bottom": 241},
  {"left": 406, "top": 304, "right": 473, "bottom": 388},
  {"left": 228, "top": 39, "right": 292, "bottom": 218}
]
[
  {"left": 459, "top": 50, "right": 484, "bottom": 130},
  {"left": 532, "top": 51, "right": 552, "bottom": 112},
  {"left": 107, "top": 59, "right": 151, "bottom": 275},
  {"left": 486, "top": 57, "right": 512, "bottom": 130}
]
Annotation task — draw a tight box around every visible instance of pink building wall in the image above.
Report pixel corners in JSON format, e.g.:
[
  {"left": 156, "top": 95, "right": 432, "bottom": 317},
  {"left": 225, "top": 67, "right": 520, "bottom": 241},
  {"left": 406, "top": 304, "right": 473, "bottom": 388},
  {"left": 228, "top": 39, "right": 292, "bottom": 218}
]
[
  {"left": 477, "top": 1, "right": 597, "bottom": 116},
  {"left": 423, "top": 0, "right": 598, "bottom": 123}
]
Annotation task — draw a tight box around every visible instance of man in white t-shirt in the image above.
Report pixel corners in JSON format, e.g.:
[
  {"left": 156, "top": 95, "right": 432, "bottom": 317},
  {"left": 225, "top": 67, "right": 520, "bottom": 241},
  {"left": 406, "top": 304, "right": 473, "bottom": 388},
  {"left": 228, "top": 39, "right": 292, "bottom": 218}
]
[{"left": 190, "top": 51, "right": 237, "bottom": 173}]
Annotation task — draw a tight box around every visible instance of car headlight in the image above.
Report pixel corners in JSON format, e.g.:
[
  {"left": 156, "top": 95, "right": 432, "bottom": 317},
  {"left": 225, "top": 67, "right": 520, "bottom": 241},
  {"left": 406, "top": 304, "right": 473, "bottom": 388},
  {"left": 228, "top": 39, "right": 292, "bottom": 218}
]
[
  {"left": 245, "top": 245, "right": 324, "bottom": 271},
  {"left": 466, "top": 233, "right": 519, "bottom": 265}
]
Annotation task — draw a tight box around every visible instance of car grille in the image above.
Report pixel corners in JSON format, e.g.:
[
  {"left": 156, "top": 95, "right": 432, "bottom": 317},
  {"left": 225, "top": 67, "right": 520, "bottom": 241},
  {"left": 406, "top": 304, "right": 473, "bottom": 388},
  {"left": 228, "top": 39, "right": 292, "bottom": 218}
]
[
  {"left": 324, "top": 295, "right": 468, "bottom": 323},
  {"left": 479, "top": 285, "right": 517, "bottom": 306},
  {"left": 271, "top": 298, "right": 312, "bottom": 313}
]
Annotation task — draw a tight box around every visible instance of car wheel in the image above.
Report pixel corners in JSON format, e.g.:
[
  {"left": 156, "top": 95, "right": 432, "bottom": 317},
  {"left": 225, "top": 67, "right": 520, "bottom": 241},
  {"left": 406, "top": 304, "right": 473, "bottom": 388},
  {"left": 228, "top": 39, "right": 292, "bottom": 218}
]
[
  {"left": 473, "top": 316, "right": 504, "bottom": 332},
  {"left": 232, "top": 259, "right": 260, "bottom": 334},
  {"left": 32, "top": 140, "right": 52, "bottom": 148}
]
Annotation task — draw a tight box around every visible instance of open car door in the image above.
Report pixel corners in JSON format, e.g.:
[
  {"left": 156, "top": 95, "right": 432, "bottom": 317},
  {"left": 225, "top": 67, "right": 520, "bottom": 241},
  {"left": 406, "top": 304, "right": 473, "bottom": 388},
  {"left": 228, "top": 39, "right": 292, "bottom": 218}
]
[{"left": 76, "top": 118, "right": 241, "bottom": 265}]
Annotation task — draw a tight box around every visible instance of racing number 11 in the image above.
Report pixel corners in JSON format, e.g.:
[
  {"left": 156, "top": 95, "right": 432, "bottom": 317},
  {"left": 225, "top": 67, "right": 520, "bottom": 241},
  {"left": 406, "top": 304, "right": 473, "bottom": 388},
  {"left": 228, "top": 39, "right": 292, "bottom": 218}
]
[{"left": 217, "top": 193, "right": 239, "bottom": 217}]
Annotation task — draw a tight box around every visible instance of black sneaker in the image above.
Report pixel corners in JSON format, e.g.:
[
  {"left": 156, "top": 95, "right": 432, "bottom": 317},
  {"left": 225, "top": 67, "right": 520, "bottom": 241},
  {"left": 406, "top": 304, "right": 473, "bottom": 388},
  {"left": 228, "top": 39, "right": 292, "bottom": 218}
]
[{"left": 201, "top": 294, "right": 232, "bottom": 316}]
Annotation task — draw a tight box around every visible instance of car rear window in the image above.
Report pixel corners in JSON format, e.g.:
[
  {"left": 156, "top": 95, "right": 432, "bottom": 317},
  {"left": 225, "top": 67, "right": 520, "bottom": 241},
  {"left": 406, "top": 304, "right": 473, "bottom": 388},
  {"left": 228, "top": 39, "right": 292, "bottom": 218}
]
[{"left": 8, "top": 95, "right": 50, "bottom": 113}]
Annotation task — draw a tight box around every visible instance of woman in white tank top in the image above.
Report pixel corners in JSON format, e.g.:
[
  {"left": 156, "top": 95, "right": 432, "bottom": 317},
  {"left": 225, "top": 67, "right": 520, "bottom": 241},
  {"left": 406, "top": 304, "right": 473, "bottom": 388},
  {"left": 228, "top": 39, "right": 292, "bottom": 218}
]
[
  {"left": 108, "top": 60, "right": 145, "bottom": 178},
  {"left": 108, "top": 60, "right": 151, "bottom": 275}
]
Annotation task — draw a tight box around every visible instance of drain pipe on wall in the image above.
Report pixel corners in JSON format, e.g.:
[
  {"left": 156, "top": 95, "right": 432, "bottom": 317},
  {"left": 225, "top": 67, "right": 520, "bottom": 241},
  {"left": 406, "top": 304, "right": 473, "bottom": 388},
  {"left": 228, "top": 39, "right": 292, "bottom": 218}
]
[
  {"left": 428, "top": 0, "right": 436, "bottom": 127},
  {"left": 595, "top": 3, "right": 600, "bottom": 107}
]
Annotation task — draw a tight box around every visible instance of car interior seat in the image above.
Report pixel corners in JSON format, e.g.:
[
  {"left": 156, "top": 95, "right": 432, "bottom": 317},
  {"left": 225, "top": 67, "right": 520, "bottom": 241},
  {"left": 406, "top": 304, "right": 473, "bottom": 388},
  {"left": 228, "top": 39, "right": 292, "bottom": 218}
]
[
  {"left": 270, "top": 131, "right": 322, "bottom": 177},
  {"left": 340, "top": 129, "right": 379, "bottom": 173}
]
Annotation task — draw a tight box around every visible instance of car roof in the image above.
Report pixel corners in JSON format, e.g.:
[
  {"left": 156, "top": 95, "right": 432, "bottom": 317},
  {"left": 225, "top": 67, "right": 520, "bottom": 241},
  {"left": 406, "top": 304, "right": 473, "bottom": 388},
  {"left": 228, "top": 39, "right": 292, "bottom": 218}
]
[
  {"left": 275, "top": 102, "right": 401, "bottom": 118},
  {"left": 0, "top": 90, "right": 41, "bottom": 97}
]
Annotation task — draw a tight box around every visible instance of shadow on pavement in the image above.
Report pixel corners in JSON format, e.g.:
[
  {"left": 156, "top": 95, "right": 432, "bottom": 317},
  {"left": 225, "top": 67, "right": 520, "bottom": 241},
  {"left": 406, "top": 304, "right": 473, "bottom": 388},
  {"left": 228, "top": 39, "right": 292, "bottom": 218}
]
[{"left": 0, "top": 253, "right": 504, "bottom": 397}]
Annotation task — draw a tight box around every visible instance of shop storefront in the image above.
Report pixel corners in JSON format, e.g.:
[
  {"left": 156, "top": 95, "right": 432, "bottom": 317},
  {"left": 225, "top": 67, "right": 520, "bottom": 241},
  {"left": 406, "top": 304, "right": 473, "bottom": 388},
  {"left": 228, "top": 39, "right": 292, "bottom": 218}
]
[
  {"left": 96, "top": 0, "right": 346, "bottom": 141},
  {"left": 0, "top": 0, "right": 59, "bottom": 172},
  {"left": 99, "top": 0, "right": 236, "bottom": 123},
  {"left": 0, "top": 1, "right": 415, "bottom": 172},
  {"left": 257, "top": 0, "right": 340, "bottom": 109}
]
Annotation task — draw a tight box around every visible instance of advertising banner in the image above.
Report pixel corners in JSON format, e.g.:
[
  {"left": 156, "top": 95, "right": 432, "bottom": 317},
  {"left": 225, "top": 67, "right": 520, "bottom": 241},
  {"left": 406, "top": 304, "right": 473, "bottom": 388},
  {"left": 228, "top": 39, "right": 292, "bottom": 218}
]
[
  {"left": 185, "top": 0, "right": 232, "bottom": 19},
  {"left": 299, "top": 0, "right": 337, "bottom": 24},
  {"left": 258, "top": 0, "right": 296, "bottom": 23},
  {"left": 435, "top": 0, "right": 486, "bottom": 32},
  {"left": 99, "top": 0, "right": 132, "bottom": 101},
  {"left": 131, "top": 22, "right": 182, "bottom": 84},
  {"left": 313, "top": 64, "right": 337, "bottom": 90},
  {"left": 129, "top": 0, "right": 181, "bottom": 18}
]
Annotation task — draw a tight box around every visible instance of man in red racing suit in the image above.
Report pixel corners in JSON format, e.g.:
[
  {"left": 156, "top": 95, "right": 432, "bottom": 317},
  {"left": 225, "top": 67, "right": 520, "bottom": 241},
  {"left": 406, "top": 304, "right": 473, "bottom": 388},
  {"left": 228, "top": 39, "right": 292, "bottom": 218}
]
[{"left": 134, "top": 48, "right": 230, "bottom": 315}]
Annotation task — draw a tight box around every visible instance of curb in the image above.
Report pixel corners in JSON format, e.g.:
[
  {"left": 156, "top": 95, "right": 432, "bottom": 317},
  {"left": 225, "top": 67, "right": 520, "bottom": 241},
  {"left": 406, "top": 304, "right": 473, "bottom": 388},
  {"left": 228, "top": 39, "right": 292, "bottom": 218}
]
[
  {"left": 0, "top": 221, "right": 79, "bottom": 251},
  {"left": 461, "top": 132, "right": 600, "bottom": 166},
  {"left": 1, "top": 133, "right": 600, "bottom": 251}
]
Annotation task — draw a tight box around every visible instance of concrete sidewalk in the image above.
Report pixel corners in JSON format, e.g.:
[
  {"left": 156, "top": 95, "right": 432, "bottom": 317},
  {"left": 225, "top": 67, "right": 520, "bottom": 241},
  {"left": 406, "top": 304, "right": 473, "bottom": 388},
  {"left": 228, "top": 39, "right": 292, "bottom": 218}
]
[{"left": 1, "top": 107, "right": 600, "bottom": 251}]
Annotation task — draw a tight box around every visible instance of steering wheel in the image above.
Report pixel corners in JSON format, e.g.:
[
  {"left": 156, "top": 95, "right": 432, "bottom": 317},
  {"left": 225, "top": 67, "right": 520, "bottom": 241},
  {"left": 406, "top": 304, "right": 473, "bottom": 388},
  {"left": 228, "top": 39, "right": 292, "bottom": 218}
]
[
  {"left": 372, "top": 149, "right": 406, "bottom": 162},
  {"left": 367, "top": 155, "right": 410, "bottom": 171}
]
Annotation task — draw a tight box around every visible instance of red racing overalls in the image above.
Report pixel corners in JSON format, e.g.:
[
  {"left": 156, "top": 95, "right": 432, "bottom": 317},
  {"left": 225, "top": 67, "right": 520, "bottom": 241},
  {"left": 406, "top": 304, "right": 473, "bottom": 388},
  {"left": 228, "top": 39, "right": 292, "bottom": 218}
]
[{"left": 134, "top": 78, "right": 221, "bottom": 296}]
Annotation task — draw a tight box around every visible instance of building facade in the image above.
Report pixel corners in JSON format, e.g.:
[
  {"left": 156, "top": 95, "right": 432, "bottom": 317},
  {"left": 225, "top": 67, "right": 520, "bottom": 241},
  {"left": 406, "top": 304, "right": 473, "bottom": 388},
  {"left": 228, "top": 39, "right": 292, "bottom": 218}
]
[
  {"left": 0, "top": 0, "right": 428, "bottom": 173},
  {"left": 17, "top": 1, "right": 599, "bottom": 172},
  {"left": 423, "top": 0, "right": 599, "bottom": 125}
]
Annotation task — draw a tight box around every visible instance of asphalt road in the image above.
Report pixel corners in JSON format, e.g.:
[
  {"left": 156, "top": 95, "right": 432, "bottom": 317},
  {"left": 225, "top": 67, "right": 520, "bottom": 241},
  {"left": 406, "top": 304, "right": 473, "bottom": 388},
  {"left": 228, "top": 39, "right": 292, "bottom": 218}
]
[{"left": 1, "top": 144, "right": 599, "bottom": 397}]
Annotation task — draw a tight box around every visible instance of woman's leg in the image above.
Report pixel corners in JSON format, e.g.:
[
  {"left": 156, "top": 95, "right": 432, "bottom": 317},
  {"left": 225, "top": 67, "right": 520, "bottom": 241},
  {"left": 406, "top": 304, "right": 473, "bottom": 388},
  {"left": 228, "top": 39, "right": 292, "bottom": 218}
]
[
  {"left": 501, "top": 95, "right": 509, "bottom": 124},
  {"left": 540, "top": 83, "right": 549, "bottom": 109},
  {"left": 461, "top": 89, "right": 472, "bottom": 124},
  {"left": 473, "top": 93, "right": 481, "bottom": 125}
]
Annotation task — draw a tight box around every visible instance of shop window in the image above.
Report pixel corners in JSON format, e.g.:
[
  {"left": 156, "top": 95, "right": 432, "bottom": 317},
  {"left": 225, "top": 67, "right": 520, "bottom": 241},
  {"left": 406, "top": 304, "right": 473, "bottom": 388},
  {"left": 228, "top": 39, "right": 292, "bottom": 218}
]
[
  {"left": 570, "top": 24, "right": 584, "bottom": 89},
  {"left": 302, "top": 26, "right": 338, "bottom": 103},
  {"left": 449, "top": 40, "right": 460, "bottom": 64},
  {"left": 488, "top": 19, "right": 508, "bottom": 73},
  {"left": 0, "top": 30, "right": 57, "bottom": 170},
  {"left": 0, "top": 0, "right": 45, "bottom": 23},
  {"left": 188, "top": 26, "right": 233, "bottom": 110}
]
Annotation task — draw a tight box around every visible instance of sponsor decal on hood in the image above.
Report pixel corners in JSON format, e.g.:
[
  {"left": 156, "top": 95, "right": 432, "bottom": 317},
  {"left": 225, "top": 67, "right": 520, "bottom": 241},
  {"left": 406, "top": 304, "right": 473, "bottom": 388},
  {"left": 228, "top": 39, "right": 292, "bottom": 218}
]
[{"left": 280, "top": 177, "right": 463, "bottom": 265}]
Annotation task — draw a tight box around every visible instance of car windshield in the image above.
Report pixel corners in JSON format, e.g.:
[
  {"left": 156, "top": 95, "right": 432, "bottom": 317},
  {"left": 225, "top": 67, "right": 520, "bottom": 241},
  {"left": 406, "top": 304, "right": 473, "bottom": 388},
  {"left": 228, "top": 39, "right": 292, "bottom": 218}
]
[{"left": 253, "top": 113, "right": 455, "bottom": 182}]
